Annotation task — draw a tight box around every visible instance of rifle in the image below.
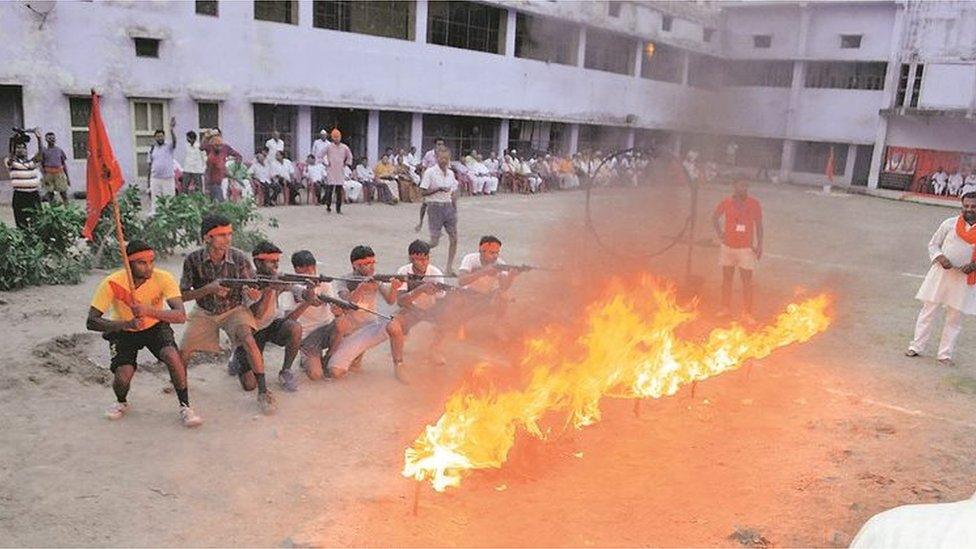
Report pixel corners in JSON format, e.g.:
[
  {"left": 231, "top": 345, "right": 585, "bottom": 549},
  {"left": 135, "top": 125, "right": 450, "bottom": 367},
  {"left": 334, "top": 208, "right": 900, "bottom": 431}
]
[
  {"left": 492, "top": 264, "right": 559, "bottom": 273},
  {"left": 315, "top": 293, "right": 393, "bottom": 321},
  {"left": 279, "top": 272, "right": 362, "bottom": 285},
  {"left": 218, "top": 277, "right": 298, "bottom": 290},
  {"left": 369, "top": 273, "right": 456, "bottom": 283}
]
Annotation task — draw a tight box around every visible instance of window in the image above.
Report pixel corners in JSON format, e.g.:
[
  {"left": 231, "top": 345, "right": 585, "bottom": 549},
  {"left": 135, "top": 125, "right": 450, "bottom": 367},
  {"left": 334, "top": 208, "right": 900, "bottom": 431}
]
[
  {"left": 703, "top": 27, "right": 715, "bottom": 43},
  {"left": 422, "top": 114, "right": 499, "bottom": 158},
  {"left": 687, "top": 53, "right": 723, "bottom": 89},
  {"left": 910, "top": 64, "right": 924, "bottom": 108},
  {"left": 584, "top": 28, "right": 634, "bottom": 75},
  {"left": 313, "top": 1, "right": 412, "bottom": 40},
  {"left": 515, "top": 13, "right": 578, "bottom": 65},
  {"left": 608, "top": 1, "right": 622, "bottom": 17},
  {"left": 254, "top": 0, "right": 297, "bottom": 24},
  {"left": 793, "top": 141, "right": 847, "bottom": 175},
  {"left": 753, "top": 34, "right": 772, "bottom": 48},
  {"left": 661, "top": 15, "right": 672, "bottom": 32},
  {"left": 725, "top": 60, "right": 793, "bottom": 88},
  {"left": 69, "top": 97, "right": 92, "bottom": 160},
  {"left": 254, "top": 103, "right": 297, "bottom": 158},
  {"left": 640, "top": 42, "right": 682, "bottom": 84},
  {"left": 133, "top": 38, "right": 160, "bottom": 58},
  {"left": 311, "top": 107, "right": 368, "bottom": 158},
  {"left": 195, "top": 0, "right": 218, "bottom": 16},
  {"left": 428, "top": 1, "right": 503, "bottom": 54},
  {"left": 508, "top": 120, "right": 567, "bottom": 154},
  {"left": 805, "top": 61, "right": 887, "bottom": 90},
  {"left": 895, "top": 63, "right": 910, "bottom": 106},
  {"left": 131, "top": 100, "right": 168, "bottom": 178},
  {"left": 197, "top": 102, "right": 219, "bottom": 133},
  {"left": 379, "top": 111, "right": 412, "bottom": 153},
  {"left": 840, "top": 34, "right": 862, "bottom": 49}
]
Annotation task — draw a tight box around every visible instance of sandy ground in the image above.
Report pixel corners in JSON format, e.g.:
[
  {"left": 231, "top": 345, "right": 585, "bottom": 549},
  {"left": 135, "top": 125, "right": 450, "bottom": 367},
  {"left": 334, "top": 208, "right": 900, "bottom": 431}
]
[{"left": 0, "top": 183, "right": 975, "bottom": 547}]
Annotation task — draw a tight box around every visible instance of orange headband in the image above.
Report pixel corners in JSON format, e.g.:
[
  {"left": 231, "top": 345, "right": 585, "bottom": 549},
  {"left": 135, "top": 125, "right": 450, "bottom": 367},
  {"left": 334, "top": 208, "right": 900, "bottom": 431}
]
[
  {"left": 253, "top": 252, "right": 281, "bottom": 261},
  {"left": 206, "top": 225, "right": 233, "bottom": 238},
  {"left": 479, "top": 242, "right": 501, "bottom": 253},
  {"left": 352, "top": 257, "right": 375, "bottom": 266},
  {"left": 127, "top": 250, "right": 155, "bottom": 262}
]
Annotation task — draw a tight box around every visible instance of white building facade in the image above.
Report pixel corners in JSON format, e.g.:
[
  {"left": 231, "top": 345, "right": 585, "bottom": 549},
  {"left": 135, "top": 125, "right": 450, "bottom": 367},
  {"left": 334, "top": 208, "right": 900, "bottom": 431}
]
[{"left": 0, "top": 0, "right": 973, "bottom": 197}]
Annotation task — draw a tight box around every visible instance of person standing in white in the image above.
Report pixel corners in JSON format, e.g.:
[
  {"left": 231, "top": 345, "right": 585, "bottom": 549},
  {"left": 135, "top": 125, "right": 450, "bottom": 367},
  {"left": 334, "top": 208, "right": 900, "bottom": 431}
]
[
  {"left": 265, "top": 130, "right": 285, "bottom": 159},
  {"left": 146, "top": 116, "right": 177, "bottom": 215},
  {"left": 907, "top": 193, "right": 976, "bottom": 366}
]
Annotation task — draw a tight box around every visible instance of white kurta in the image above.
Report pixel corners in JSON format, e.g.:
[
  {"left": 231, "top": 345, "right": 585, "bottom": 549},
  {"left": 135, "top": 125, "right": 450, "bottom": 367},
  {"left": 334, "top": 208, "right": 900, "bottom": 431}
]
[{"left": 915, "top": 216, "right": 976, "bottom": 314}]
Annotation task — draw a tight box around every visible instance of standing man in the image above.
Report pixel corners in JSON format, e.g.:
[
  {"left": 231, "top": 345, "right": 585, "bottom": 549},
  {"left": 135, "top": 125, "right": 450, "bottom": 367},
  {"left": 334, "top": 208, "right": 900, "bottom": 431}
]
[
  {"left": 40, "top": 131, "right": 70, "bottom": 203},
  {"left": 907, "top": 193, "right": 976, "bottom": 367},
  {"left": 712, "top": 180, "right": 763, "bottom": 323},
  {"left": 312, "top": 129, "right": 330, "bottom": 163},
  {"left": 180, "top": 214, "right": 276, "bottom": 414},
  {"left": 87, "top": 240, "right": 202, "bottom": 427},
  {"left": 422, "top": 137, "right": 446, "bottom": 169},
  {"left": 226, "top": 241, "right": 303, "bottom": 392},
  {"left": 265, "top": 130, "right": 285, "bottom": 159},
  {"left": 4, "top": 128, "right": 43, "bottom": 229},
  {"left": 147, "top": 117, "right": 177, "bottom": 215},
  {"left": 419, "top": 149, "right": 460, "bottom": 273},
  {"left": 323, "top": 128, "right": 353, "bottom": 214},
  {"left": 182, "top": 130, "right": 206, "bottom": 193},
  {"left": 201, "top": 129, "right": 242, "bottom": 202}
]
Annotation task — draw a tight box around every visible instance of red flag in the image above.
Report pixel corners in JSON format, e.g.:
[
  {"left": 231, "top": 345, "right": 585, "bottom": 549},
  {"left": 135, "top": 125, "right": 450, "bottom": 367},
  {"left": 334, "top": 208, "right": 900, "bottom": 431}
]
[
  {"left": 82, "top": 91, "right": 124, "bottom": 240},
  {"left": 108, "top": 280, "right": 134, "bottom": 307},
  {"left": 825, "top": 147, "right": 836, "bottom": 184}
]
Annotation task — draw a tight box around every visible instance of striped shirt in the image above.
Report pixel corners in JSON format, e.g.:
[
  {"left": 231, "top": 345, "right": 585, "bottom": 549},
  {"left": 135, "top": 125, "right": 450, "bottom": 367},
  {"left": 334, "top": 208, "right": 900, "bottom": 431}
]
[{"left": 5, "top": 157, "right": 41, "bottom": 192}]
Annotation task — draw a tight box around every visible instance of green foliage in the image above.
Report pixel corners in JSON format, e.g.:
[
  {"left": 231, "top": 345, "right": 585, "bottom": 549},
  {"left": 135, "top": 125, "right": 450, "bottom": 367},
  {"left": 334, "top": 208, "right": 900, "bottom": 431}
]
[{"left": 0, "top": 202, "right": 92, "bottom": 291}]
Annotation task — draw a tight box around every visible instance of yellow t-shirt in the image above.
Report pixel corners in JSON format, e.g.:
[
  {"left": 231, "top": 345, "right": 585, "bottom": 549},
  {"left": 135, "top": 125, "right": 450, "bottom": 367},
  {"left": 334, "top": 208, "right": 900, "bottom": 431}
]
[{"left": 90, "top": 269, "right": 181, "bottom": 331}]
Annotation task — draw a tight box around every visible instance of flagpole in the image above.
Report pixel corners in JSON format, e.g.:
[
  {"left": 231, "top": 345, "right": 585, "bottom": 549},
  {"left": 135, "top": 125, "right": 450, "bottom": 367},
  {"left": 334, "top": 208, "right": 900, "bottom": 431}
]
[{"left": 111, "top": 194, "right": 135, "bottom": 292}]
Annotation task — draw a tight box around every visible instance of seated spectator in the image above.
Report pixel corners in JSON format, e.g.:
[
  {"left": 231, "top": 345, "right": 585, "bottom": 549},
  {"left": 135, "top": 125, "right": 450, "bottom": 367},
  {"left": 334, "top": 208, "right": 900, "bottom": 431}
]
[
  {"left": 948, "top": 169, "right": 964, "bottom": 197},
  {"left": 354, "top": 157, "right": 378, "bottom": 204},
  {"left": 556, "top": 155, "right": 579, "bottom": 189},
  {"left": 483, "top": 151, "right": 501, "bottom": 195},
  {"left": 932, "top": 167, "right": 949, "bottom": 196},
  {"left": 271, "top": 151, "right": 301, "bottom": 205},
  {"left": 304, "top": 154, "right": 326, "bottom": 204},
  {"left": 373, "top": 153, "right": 400, "bottom": 205},
  {"left": 395, "top": 153, "right": 421, "bottom": 203},
  {"left": 248, "top": 150, "right": 279, "bottom": 206},
  {"left": 223, "top": 156, "right": 252, "bottom": 202},
  {"left": 343, "top": 164, "right": 364, "bottom": 203},
  {"left": 464, "top": 149, "right": 498, "bottom": 195}
]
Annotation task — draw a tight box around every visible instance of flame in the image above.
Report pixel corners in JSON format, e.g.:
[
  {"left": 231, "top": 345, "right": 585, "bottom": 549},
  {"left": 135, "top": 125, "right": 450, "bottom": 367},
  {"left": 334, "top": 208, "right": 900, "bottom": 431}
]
[{"left": 402, "top": 277, "right": 832, "bottom": 492}]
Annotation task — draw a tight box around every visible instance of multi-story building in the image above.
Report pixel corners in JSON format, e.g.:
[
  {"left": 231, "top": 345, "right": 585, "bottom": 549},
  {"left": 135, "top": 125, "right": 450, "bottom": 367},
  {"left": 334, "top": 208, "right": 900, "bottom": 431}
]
[{"left": 0, "top": 0, "right": 972, "bottom": 198}]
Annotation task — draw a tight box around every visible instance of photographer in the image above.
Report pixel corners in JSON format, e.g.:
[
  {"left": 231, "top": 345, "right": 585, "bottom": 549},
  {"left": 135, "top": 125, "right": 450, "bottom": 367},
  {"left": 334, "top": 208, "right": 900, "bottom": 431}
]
[{"left": 4, "top": 127, "right": 43, "bottom": 229}]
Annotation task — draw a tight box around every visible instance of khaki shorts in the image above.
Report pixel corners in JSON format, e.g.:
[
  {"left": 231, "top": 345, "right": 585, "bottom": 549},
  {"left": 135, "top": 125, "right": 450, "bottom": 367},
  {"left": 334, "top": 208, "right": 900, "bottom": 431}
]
[
  {"left": 180, "top": 305, "right": 257, "bottom": 355},
  {"left": 719, "top": 244, "right": 757, "bottom": 271},
  {"left": 43, "top": 172, "right": 69, "bottom": 193}
]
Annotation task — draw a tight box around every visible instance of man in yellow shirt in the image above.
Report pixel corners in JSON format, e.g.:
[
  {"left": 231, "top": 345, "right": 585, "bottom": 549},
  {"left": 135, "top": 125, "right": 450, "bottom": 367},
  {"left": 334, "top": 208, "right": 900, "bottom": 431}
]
[{"left": 87, "top": 240, "right": 202, "bottom": 428}]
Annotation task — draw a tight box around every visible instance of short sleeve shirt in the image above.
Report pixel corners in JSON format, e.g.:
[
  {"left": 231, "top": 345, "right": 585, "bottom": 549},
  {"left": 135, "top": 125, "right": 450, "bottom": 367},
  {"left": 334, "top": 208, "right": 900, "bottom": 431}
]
[
  {"left": 180, "top": 247, "right": 254, "bottom": 314},
  {"left": 459, "top": 253, "right": 507, "bottom": 294},
  {"left": 395, "top": 264, "right": 445, "bottom": 310},
  {"left": 714, "top": 196, "right": 762, "bottom": 249},
  {"left": 149, "top": 142, "right": 176, "bottom": 179},
  {"left": 40, "top": 146, "right": 67, "bottom": 169},
  {"left": 336, "top": 273, "right": 389, "bottom": 328},
  {"left": 279, "top": 281, "right": 336, "bottom": 334},
  {"left": 91, "top": 268, "right": 181, "bottom": 331},
  {"left": 420, "top": 166, "right": 457, "bottom": 203}
]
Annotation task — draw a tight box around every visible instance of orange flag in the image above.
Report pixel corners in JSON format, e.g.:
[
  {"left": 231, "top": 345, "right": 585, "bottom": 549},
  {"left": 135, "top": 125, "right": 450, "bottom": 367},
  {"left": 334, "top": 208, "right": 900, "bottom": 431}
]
[
  {"left": 825, "top": 147, "right": 836, "bottom": 184},
  {"left": 108, "top": 280, "right": 134, "bottom": 307},
  {"left": 82, "top": 90, "right": 124, "bottom": 240}
]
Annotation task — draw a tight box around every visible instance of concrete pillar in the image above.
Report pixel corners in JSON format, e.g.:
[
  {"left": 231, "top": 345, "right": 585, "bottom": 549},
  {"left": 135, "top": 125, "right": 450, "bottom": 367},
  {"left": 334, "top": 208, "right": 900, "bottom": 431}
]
[
  {"left": 633, "top": 41, "right": 643, "bottom": 77},
  {"left": 680, "top": 51, "right": 691, "bottom": 86},
  {"left": 366, "top": 109, "right": 380, "bottom": 166},
  {"left": 410, "top": 112, "right": 424, "bottom": 152},
  {"left": 296, "top": 105, "right": 312, "bottom": 158},
  {"left": 625, "top": 128, "right": 636, "bottom": 149},
  {"left": 842, "top": 143, "right": 856, "bottom": 185},
  {"left": 779, "top": 139, "right": 795, "bottom": 182},
  {"left": 576, "top": 26, "right": 587, "bottom": 67},
  {"left": 414, "top": 0, "right": 428, "bottom": 44},
  {"left": 672, "top": 134, "right": 683, "bottom": 156},
  {"left": 498, "top": 118, "right": 510, "bottom": 154},
  {"left": 568, "top": 123, "right": 580, "bottom": 154},
  {"left": 902, "top": 63, "right": 918, "bottom": 112},
  {"left": 504, "top": 9, "right": 517, "bottom": 57},
  {"left": 869, "top": 3, "right": 906, "bottom": 188},
  {"left": 298, "top": 0, "right": 313, "bottom": 27}
]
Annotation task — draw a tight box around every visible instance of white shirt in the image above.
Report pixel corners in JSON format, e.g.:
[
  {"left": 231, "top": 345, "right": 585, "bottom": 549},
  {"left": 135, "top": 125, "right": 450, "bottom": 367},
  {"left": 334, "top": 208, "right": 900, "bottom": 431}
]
[
  {"left": 355, "top": 164, "right": 374, "bottom": 181},
  {"left": 305, "top": 162, "right": 326, "bottom": 182},
  {"left": 272, "top": 158, "right": 293, "bottom": 180},
  {"left": 279, "top": 281, "right": 337, "bottom": 334},
  {"left": 933, "top": 171, "right": 949, "bottom": 186},
  {"left": 183, "top": 141, "right": 206, "bottom": 174},
  {"left": 248, "top": 160, "right": 272, "bottom": 182},
  {"left": 948, "top": 173, "right": 964, "bottom": 194},
  {"left": 312, "top": 138, "right": 329, "bottom": 162},
  {"left": 265, "top": 138, "right": 285, "bottom": 157},
  {"left": 915, "top": 216, "right": 976, "bottom": 314},
  {"left": 403, "top": 152, "right": 419, "bottom": 167},
  {"left": 395, "top": 263, "right": 445, "bottom": 311},
  {"left": 459, "top": 252, "right": 507, "bottom": 294},
  {"left": 484, "top": 158, "right": 500, "bottom": 173},
  {"left": 420, "top": 165, "right": 457, "bottom": 203}
]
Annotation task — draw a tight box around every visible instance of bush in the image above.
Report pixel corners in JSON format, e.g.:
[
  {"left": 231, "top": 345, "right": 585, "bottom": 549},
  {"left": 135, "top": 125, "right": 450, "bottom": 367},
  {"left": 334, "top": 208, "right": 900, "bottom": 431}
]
[{"left": 0, "top": 202, "right": 92, "bottom": 291}]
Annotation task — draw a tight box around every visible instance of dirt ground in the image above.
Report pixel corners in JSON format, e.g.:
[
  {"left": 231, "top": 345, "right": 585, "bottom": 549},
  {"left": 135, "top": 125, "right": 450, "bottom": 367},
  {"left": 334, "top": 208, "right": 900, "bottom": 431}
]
[{"left": 1, "top": 182, "right": 974, "bottom": 547}]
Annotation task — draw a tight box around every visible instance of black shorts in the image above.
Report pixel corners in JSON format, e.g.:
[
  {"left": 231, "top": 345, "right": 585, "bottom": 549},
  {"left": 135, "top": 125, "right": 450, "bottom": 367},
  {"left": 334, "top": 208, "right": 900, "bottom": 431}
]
[
  {"left": 104, "top": 322, "right": 177, "bottom": 372},
  {"left": 254, "top": 318, "right": 293, "bottom": 349}
]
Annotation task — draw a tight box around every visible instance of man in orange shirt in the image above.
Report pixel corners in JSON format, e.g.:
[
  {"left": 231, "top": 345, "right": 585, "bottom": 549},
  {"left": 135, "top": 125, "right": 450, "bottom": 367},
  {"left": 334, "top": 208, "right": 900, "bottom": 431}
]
[
  {"left": 87, "top": 240, "right": 202, "bottom": 427},
  {"left": 712, "top": 180, "right": 763, "bottom": 323}
]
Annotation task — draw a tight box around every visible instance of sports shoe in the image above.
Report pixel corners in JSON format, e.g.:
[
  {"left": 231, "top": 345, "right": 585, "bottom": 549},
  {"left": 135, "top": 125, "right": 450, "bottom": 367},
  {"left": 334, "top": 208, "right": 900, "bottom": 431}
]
[
  {"left": 180, "top": 406, "right": 203, "bottom": 428},
  {"left": 278, "top": 369, "right": 299, "bottom": 392},
  {"left": 227, "top": 356, "right": 242, "bottom": 376},
  {"left": 258, "top": 391, "right": 278, "bottom": 415},
  {"left": 105, "top": 402, "right": 129, "bottom": 420},
  {"left": 394, "top": 360, "right": 410, "bottom": 385},
  {"left": 905, "top": 349, "right": 920, "bottom": 357},
  {"left": 938, "top": 358, "right": 956, "bottom": 367}
]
